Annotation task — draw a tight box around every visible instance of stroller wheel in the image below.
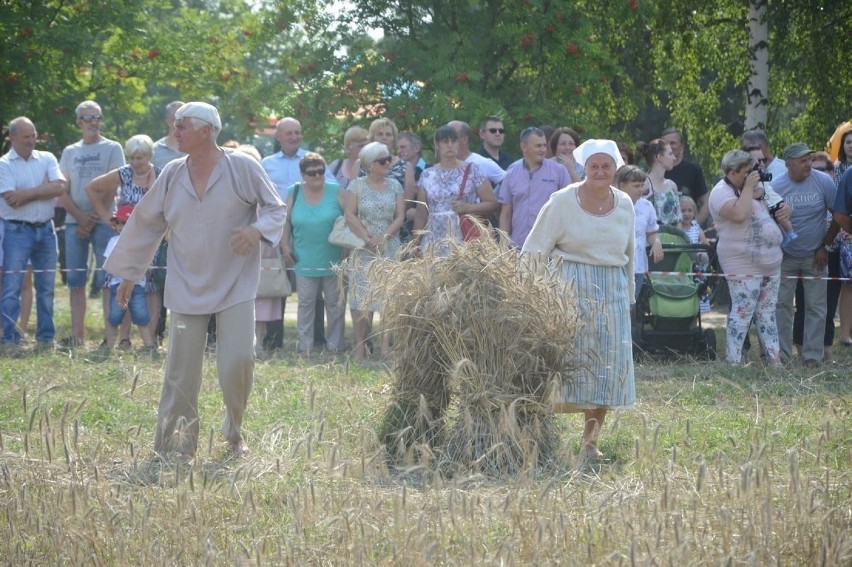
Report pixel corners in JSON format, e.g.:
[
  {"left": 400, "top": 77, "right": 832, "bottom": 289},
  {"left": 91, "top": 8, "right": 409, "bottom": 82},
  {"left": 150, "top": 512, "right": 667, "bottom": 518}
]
[{"left": 702, "top": 328, "right": 717, "bottom": 360}]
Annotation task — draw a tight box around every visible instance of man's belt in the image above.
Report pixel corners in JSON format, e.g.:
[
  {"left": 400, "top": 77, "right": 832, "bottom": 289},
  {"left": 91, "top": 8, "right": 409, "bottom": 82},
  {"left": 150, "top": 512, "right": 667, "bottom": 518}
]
[{"left": 6, "top": 219, "right": 52, "bottom": 228}]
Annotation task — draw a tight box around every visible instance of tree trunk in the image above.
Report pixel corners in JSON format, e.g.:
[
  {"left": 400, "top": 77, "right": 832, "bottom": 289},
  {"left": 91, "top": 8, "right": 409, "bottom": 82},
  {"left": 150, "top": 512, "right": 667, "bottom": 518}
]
[{"left": 745, "top": 0, "right": 769, "bottom": 131}]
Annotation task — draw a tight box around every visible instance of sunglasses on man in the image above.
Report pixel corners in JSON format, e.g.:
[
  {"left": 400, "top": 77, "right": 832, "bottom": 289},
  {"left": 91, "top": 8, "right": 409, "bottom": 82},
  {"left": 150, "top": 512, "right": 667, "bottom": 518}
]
[
  {"left": 486, "top": 128, "right": 505, "bottom": 134},
  {"left": 79, "top": 114, "right": 103, "bottom": 123}
]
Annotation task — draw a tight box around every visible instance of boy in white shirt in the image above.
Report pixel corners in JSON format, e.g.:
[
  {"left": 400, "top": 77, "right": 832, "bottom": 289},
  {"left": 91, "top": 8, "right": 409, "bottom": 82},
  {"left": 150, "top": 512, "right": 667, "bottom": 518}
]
[
  {"left": 103, "top": 204, "right": 156, "bottom": 351},
  {"left": 617, "top": 166, "right": 662, "bottom": 302}
]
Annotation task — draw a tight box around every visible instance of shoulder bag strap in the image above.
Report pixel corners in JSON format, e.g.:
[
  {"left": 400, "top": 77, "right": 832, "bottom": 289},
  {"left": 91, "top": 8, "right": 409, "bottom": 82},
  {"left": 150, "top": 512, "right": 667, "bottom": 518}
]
[
  {"left": 289, "top": 182, "right": 301, "bottom": 235},
  {"left": 458, "top": 163, "right": 472, "bottom": 201}
]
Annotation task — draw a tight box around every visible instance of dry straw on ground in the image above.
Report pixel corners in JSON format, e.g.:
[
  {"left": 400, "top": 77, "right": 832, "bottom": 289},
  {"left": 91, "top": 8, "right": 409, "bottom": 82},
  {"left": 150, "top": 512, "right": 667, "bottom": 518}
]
[{"left": 357, "top": 231, "right": 578, "bottom": 477}]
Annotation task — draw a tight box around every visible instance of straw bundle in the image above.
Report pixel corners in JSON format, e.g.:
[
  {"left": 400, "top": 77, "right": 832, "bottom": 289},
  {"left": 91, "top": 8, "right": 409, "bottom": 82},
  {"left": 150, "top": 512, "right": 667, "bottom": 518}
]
[{"left": 363, "top": 232, "right": 578, "bottom": 476}]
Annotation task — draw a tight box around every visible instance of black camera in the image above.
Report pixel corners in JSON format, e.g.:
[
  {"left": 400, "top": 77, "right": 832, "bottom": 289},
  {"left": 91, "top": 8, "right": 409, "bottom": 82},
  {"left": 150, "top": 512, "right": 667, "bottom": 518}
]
[{"left": 752, "top": 163, "right": 772, "bottom": 182}]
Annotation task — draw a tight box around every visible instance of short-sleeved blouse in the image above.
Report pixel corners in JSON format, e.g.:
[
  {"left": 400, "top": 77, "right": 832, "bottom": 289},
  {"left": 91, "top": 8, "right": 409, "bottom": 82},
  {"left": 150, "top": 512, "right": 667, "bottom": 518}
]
[{"left": 708, "top": 179, "right": 783, "bottom": 276}]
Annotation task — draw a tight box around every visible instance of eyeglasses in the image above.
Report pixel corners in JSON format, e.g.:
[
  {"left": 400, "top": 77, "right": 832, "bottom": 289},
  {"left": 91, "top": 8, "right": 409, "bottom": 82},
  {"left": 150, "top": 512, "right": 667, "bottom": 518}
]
[
  {"left": 487, "top": 128, "right": 505, "bottom": 134},
  {"left": 374, "top": 156, "right": 393, "bottom": 165},
  {"left": 302, "top": 168, "right": 325, "bottom": 177},
  {"left": 79, "top": 114, "right": 103, "bottom": 123}
]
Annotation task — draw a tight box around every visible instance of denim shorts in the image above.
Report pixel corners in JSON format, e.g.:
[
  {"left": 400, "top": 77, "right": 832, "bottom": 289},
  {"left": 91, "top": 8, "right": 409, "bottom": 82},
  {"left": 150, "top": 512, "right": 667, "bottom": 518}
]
[
  {"left": 108, "top": 283, "right": 150, "bottom": 326},
  {"left": 65, "top": 222, "right": 116, "bottom": 289}
]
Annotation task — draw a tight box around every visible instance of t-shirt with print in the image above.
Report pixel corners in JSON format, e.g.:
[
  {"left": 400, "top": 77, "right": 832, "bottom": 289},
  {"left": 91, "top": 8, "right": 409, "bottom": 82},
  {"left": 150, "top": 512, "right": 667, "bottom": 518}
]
[
  {"left": 59, "top": 137, "right": 125, "bottom": 224},
  {"left": 771, "top": 170, "right": 837, "bottom": 257}
]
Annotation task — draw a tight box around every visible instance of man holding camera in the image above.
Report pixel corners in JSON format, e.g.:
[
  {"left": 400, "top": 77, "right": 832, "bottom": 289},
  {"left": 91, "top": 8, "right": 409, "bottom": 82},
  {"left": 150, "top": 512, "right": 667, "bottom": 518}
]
[{"left": 772, "top": 143, "right": 838, "bottom": 365}]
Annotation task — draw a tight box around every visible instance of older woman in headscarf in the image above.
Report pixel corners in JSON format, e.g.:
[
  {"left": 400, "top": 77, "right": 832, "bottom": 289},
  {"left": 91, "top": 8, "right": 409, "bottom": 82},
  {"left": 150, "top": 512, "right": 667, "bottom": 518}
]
[{"left": 522, "top": 139, "right": 634, "bottom": 460}]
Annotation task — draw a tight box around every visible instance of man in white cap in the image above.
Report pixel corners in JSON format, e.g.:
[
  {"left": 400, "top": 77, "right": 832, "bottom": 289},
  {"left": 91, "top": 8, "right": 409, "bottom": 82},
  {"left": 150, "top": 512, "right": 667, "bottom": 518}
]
[
  {"left": 104, "top": 102, "right": 286, "bottom": 459},
  {"left": 772, "top": 142, "right": 838, "bottom": 364}
]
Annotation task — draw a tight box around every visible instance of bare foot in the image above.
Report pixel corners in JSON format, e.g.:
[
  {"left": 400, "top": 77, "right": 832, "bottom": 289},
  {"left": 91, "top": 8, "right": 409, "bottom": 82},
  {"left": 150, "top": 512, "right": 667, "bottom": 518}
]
[
  {"left": 582, "top": 443, "right": 604, "bottom": 460},
  {"left": 230, "top": 440, "right": 249, "bottom": 458}
]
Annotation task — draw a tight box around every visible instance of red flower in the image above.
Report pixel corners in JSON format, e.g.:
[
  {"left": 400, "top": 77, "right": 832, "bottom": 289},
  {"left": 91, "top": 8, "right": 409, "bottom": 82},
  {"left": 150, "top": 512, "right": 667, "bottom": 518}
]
[
  {"left": 565, "top": 43, "right": 580, "bottom": 56},
  {"left": 627, "top": 0, "right": 639, "bottom": 11},
  {"left": 455, "top": 72, "right": 469, "bottom": 82},
  {"left": 147, "top": 49, "right": 161, "bottom": 60}
]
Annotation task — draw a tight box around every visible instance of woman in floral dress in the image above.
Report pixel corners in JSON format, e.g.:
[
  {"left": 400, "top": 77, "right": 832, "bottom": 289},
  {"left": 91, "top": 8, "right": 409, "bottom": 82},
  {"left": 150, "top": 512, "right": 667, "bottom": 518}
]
[
  {"left": 345, "top": 142, "right": 406, "bottom": 360},
  {"left": 413, "top": 125, "right": 498, "bottom": 256}
]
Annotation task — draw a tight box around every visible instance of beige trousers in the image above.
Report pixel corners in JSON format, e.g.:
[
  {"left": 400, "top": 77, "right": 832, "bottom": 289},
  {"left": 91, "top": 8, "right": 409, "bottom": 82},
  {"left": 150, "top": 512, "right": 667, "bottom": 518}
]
[{"left": 154, "top": 300, "right": 255, "bottom": 455}]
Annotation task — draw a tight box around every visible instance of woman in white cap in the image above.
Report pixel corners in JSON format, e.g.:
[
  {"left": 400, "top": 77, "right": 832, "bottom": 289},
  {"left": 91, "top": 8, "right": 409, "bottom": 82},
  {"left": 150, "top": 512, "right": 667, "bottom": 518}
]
[{"left": 522, "top": 139, "right": 634, "bottom": 460}]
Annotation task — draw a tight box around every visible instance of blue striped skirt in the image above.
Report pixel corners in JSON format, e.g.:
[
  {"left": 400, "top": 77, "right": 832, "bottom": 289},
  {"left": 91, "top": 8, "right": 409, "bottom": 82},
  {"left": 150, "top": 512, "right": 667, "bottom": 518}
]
[{"left": 557, "top": 261, "right": 635, "bottom": 410}]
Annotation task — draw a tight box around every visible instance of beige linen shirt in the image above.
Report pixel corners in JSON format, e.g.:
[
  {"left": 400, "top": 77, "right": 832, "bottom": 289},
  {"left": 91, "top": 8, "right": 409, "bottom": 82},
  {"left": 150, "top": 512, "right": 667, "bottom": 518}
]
[
  {"left": 103, "top": 149, "right": 285, "bottom": 314},
  {"left": 522, "top": 184, "right": 635, "bottom": 300}
]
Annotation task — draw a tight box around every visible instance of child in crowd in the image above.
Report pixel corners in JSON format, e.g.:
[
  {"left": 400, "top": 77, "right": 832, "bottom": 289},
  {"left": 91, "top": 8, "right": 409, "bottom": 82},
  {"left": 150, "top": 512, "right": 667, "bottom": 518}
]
[
  {"left": 678, "top": 195, "right": 708, "bottom": 248},
  {"left": 679, "top": 195, "right": 712, "bottom": 312},
  {"left": 103, "top": 204, "right": 157, "bottom": 352},
  {"left": 616, "top": 165, "right": 662, "bottom": 302}
]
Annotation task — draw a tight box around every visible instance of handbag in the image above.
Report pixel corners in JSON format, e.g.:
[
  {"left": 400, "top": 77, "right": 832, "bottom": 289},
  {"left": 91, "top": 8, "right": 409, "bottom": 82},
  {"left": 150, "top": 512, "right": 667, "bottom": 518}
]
[
  {"left": 328, "top": 215, "right": 366, "bottom": 249},
  {"left": 257, "top": 248, "right": 291, "bottom": 298},
  {"left": 456, "top": 163, "right": 486, "bottom": 241}
]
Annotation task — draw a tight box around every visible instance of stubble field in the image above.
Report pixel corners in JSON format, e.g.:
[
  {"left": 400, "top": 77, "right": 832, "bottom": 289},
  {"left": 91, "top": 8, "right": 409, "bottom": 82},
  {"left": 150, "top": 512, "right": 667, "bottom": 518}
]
[{"left": 0, "top": 294, "right": 849, "bottom": 565}]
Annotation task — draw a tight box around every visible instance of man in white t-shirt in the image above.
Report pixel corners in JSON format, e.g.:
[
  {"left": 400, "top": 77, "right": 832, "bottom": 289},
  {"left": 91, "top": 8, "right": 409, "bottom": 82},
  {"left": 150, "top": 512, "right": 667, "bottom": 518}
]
[{"left": 447, "top": 120, "right": 506, "bottom": 189}]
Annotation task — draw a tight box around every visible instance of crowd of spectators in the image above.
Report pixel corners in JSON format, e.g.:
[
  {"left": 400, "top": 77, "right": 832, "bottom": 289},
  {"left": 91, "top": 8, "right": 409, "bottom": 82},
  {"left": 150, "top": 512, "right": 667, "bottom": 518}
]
[{"left": 2, "top": 100, "right": 852, "bottom": 459}]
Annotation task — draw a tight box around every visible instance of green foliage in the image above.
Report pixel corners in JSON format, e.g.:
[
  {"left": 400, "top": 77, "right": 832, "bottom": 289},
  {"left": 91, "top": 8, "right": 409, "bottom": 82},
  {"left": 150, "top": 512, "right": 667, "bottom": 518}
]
[
  {"left": 0, "top": 0, "right": 267, "bottom": 151},
  {"left": 2, "top": 0, "right": 850, "bottom": 171},
  {"left": 337, "top": 0, "right": 646, "bottom": 154}
]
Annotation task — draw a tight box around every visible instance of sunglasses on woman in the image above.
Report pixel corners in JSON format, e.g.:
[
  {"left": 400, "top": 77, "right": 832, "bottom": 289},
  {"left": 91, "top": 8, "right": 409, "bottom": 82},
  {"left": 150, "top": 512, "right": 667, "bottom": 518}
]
[
  {"left": 302, "top": 168, "right": 325, "bottom": 177},
  {"left": 375, "top": 156, "right": 393, "bottom": 165}
]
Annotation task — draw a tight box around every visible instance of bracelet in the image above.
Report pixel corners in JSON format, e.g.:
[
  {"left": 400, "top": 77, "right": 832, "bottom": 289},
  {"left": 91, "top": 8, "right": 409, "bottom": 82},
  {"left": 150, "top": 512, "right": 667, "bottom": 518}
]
[{"left": 823, "top": 244, "right": 831, "bottom": 253}]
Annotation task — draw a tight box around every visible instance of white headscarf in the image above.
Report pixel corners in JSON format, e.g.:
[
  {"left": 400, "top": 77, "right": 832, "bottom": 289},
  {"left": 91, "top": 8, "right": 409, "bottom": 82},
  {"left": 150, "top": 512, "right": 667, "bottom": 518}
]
[{"left": 572, "top": 139, "right": 625, "bottom": 169}]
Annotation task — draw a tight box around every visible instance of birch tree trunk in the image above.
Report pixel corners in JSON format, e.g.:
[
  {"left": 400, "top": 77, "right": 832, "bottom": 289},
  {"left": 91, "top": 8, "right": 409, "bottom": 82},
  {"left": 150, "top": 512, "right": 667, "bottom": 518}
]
[{"left": 745, "top": 0, "right": 769, "bottom": 131}]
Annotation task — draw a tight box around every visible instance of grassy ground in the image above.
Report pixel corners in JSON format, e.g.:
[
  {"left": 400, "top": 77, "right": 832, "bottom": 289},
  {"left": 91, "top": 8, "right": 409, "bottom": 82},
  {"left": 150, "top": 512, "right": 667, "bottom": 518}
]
[{"left": 0, "top": 290, "right": 849, "bottom": 564}]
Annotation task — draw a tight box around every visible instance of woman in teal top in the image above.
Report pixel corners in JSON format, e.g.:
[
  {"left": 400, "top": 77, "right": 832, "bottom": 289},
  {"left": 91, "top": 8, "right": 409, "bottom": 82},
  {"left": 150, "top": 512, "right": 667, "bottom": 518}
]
[{"left": 282, "top": 153, "right": 346, "bottom": 353}]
